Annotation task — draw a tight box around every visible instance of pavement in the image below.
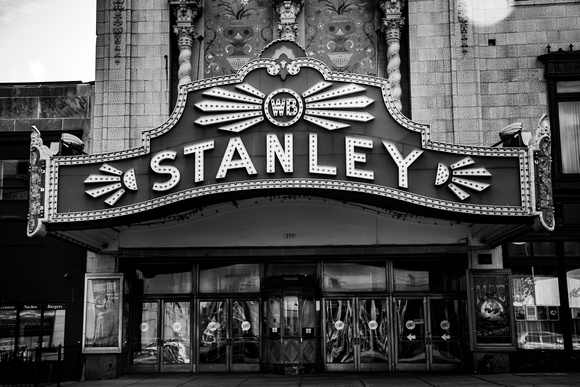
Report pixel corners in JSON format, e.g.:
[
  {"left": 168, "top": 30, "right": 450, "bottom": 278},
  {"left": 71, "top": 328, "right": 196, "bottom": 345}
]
[{"left": 57, "top": 372, "right": 580, "bottom": 387}]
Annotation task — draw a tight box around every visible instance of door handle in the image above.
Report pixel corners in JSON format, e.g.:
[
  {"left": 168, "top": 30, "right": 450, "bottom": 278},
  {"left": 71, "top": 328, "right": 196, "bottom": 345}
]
[{"left": 425, "top": 336, "right": 432, "bottom": 345}]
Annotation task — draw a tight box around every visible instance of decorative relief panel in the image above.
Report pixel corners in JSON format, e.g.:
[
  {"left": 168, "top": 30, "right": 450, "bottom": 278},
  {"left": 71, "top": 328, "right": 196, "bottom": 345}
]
[
  {"left": 305, "top": 0, "right": 377, "bottom": 75},
  {"left": 204, "top": 0, "right": 274, "bottom": 76}
]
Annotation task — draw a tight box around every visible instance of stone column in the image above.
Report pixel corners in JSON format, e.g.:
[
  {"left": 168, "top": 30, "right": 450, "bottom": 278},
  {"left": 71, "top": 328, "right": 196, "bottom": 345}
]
[
  {"left": 170, "top": 0, "right": 202, "bottom": 87},
  {"left": 380, "top": 0, "right": 405, "bottom": 111},
  {"left": 274, "top": 0, "right": 303, "bottom": 41}
]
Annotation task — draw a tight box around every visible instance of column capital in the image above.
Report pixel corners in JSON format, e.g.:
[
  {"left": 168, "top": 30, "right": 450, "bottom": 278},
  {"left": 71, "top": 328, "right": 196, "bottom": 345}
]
[
  {"left": 169, "top": 0, "right": 203, "bottom": 86},
  {"left": 273, "top": 0, "right": 304, "bottom": 41},
  {"left": 379, "top": 0, "right": 406, "bottom": 111},
  {"left": 169, "top": 0, "right": 203, "bottom": 20},
  {"left": 379, "top": 0, "right": 406, "bottom": 18},
  {"left": 380, "top": 0, "right": 405, "bottom": 41}
]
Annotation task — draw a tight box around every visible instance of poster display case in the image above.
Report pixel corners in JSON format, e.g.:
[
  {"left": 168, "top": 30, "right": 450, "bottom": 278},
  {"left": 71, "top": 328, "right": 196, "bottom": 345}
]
[
  {"left": 82, "top": 274, "right": 124, "bottom": 354},
  {"left": 467, "top": 270, "right": 516, "bottom": 351}
]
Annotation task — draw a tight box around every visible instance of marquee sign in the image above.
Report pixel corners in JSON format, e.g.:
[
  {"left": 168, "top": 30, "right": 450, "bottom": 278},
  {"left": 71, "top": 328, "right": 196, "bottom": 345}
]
[{"left": 28, "top": 41, "right": 554, "bottom": 238}]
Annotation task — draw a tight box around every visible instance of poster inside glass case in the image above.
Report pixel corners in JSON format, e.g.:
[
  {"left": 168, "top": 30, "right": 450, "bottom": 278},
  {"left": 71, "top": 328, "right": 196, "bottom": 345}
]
[
  {"left": 82, "top": 274, "right": 123, "bottom": 353},
  {"left": 467, "top": 270, "right": 516, "bottom": 350}
]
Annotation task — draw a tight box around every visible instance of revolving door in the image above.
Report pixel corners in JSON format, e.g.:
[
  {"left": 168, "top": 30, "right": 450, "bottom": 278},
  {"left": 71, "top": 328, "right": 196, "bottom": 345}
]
[{"left": 263, "top": 275, "right": 321, "bottom": 374}]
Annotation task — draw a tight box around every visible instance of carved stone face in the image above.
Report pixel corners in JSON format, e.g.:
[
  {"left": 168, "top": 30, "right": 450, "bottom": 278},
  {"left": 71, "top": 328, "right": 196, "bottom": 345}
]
[
  {"left": 325, "top": 18, "right": 354, "bottom": 51},
  {"left": 224, "top": 23, "right": 254, "bottom": 55}
]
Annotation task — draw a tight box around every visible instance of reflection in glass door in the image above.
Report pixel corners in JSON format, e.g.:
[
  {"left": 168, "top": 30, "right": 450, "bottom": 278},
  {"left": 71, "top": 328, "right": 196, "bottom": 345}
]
[
  {"left": 429, "top": 299, "right": 462, "bottom": 370},
  {"left": 358, "top": 299, "right": 389, "bottom": 370},
  {"left": 324, "top": 298, "right": 389, "bottom": 371},
  {"left": 394, "top": 298, "right": 461, "bottom": 371},
  {"left": 129, "top": 301, "right": 192, "bottom": 372},
  {"left": 198, "top": 299, "right": 260, "bottom": 372},
  {"left": 162, "top": 302, "right": 192, "bottom": 370}
]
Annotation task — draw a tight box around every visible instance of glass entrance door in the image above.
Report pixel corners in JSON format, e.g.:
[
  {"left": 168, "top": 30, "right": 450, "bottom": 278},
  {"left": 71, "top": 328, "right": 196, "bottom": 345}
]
[
  {"left": 324, "top": 298, "right": 389, "bottom": 371},
  {"left": 129, "top": 300, "right": 192, "bottom": 372},
  {"left": 264, "top": 295, "right": 319, "bottom": 374},
  {"left": 393, "top": 297, "right": 461, "bottom": 371},
  {"left": 198, "top": 299, "right": 260, "bottom": 372}
]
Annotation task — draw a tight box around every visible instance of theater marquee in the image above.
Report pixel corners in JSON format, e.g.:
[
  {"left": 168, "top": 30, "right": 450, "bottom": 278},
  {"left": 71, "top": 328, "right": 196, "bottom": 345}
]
[{"left": 28, "top": 41, "right": 554, "bottom": 242}]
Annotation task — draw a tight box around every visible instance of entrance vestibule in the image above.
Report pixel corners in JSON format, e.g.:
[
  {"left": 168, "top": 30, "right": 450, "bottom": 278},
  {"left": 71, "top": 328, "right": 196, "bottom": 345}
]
[{"left": 125, "top": 258, "right": 466, "bottom": 374}]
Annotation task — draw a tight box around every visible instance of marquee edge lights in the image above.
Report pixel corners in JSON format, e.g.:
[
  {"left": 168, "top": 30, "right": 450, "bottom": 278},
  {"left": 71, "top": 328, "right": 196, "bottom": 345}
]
[{"left": 26, "top": 41, "right": 555, "bottom": 238}]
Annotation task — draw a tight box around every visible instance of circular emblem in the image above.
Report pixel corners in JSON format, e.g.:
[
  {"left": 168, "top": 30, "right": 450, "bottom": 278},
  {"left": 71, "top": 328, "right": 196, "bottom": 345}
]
[
  {"left": 208, "top": 321, "right": 219, "bottom": 332},
  {"left": 440, "top": 320, "right": 450, "bottom": 330},
  {"left": 405, "top": 320, "right": 416, "bottom": 330},
  {"left": 264, "top": 88, "right": 303, "bottom": 127},
  {"left": 368, "top": 320, "right": 378, "bottom": 330},
  {"left": 140, "top": 322, "right": 149, "bottom": 332},
  {"left": 173, "top": 322, "right": 182, "bottom": 332},
  {"left": 241, "top": 321, "right": 251, "bottom": 331},
  {"left": 335, "top": 320, "right": 345, "bottom": 330}
]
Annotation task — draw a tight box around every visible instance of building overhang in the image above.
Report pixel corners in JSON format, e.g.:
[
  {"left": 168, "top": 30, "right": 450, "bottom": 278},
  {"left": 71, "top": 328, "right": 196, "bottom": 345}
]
[{"left": 27, "top": 40, "right": 554, "bottom": 252}]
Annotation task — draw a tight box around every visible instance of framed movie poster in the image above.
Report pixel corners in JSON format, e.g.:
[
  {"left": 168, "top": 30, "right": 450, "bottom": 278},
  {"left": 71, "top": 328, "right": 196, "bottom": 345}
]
[
  {"left": 82, "top": 274, "right": 123, "bottom": 353},
  {"left": 467, "top": 270, "right": 516, "bottom": 351}
]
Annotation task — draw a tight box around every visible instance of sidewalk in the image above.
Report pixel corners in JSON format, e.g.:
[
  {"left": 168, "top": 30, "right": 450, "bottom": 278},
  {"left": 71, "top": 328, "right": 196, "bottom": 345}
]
[{"left": 58, "top": 372, "right": 580, "bottom": 387}]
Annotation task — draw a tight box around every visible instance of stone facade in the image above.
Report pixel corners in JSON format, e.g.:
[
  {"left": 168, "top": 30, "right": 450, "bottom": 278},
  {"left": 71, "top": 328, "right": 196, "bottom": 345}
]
[
  {"left": 0, "top": 82, "right": 92, "bottom": 136},
  {"left": 92, "top": 0, "right": 580, "bottom": 151},
  {"left": 409, "top": 0, "right": 579, "bottom": 145},
  {"left": 85, "top": 0, "right": 580, "bottom": 378},
  {"left": 93, "top": 0, "right": 172, "bottom": 153}
]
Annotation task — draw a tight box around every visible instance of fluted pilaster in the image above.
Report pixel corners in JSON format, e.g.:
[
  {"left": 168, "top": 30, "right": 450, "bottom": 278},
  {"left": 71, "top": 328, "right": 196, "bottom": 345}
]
[
  {"left": 274, "top": 0, "right": 304, "bottom": 41},
  {"left": 170, "top": 0, "right": 202, "bottom": 86},
  {"left": 380, "top": 0, "right": 405, "bottom": 111}
]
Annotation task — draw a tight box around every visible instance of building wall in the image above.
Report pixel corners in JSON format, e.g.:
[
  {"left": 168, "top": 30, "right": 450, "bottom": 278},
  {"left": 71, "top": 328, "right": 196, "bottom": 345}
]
[
  {"left": 0, "top": 82, "right": 92, "bottom": 135},
  {"left": 93, "top": 0, "right": 171, "bottom": 153},
  {"left": 92, "top": 0, "right": 580, "bottom": 150},
  {"left": 0, "top": 82, "right": 91, "bottom": 382},
  {"left": 84, "top": 0, "right": 580, "bottom": 377},
  {"left": 409, "top": 0, "right": 579, "bottom": 145}
]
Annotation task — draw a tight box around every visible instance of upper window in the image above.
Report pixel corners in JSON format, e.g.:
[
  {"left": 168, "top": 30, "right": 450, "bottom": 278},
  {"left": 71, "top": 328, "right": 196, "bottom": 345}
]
[
  {"left": 323, "top": 262, "right": 386, "bottom": 292},
  {"left": 133, "top": 263, "right": 193, "bottom": 294},
  {"left": 539, "top": 50, "right": 580, "bottom": 176},
  {"left": 199, "top": 263, "right": 260, "bottom": 293},
  {"left": 556, "top": 98, "right": 580, "bottom": 174},
  {"left": 393, "top": 258, "right": 460, "bottom": 292}
]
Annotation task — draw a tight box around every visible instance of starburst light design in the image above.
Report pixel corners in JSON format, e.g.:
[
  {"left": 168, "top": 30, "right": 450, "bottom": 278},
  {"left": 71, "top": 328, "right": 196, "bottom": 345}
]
[
  {"left": 434, "top": 156, "right": 491, "bottom": 200},
  {"left": 84, "top": 163, "right": 138, "bottom": 206},
  {"left": 194, "top": 81, "right": 374, "bottom": 132}
]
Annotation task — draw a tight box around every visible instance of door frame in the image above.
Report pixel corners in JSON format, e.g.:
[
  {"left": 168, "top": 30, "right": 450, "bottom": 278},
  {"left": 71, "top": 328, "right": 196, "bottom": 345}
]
[
  {"left": 197, "top": 298, "right": 261, "bottom": 373},
  {"left": 128, "top": 299, "right": 194, "bottom": 373},
  {"left": 393, "top": 296, "right": 462, "bottom": 372},
  {"left": 323, "top": 297, "right": 391, "bottom": 372}
]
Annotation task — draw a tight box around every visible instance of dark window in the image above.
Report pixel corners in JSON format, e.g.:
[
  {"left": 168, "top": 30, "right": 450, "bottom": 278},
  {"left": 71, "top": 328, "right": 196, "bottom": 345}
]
[
  {"left": 0, "top": 160, "right": 29, "bottom": 200},
  {"left": 539, "top": 50, "right": 580, "bottom": 177}
]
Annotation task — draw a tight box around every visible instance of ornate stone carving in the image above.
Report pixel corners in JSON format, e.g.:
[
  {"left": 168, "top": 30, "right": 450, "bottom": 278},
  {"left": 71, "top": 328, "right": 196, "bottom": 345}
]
[
  {"left": 27, "top": 126, "right": 51, "bottom": 237},
  {"left": 113, "top": 0, "right": 125, "bottom": 64},
  {"left": 380, "top": 0, "right": 405, "bottom": 111},
  {"left": 457, "top": 0, "right": 468, "bottom": 53},
  {"left": 170, "top": 0, "right": 203, "bottom": 86},
  {"left": 274, "top": 0, "right": 303, "bottom": 41},
  {"left": 531, "top": 114, "right": 555, "bottom": 232},
  {"left": 305, "top": 0, "right": 377, "bottom": 75}
]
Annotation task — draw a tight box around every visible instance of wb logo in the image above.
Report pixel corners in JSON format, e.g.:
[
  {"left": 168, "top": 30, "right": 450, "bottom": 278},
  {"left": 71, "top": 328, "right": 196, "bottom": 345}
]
[
  {"left": 264, "top": 89, "right": 304, "bottom": 127},
  {"left": 270, "top": 98, "right": 299, "bottom": 117}
]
